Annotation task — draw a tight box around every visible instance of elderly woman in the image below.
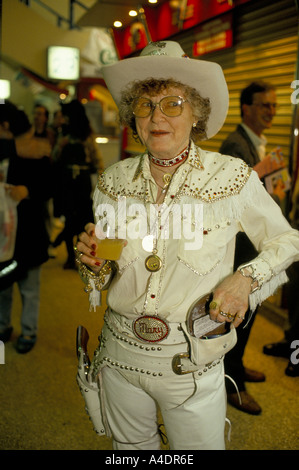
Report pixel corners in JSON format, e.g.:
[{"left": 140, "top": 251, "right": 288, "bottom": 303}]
[{"left": 75, "top": 41, "right": 299, "bottom": 450}]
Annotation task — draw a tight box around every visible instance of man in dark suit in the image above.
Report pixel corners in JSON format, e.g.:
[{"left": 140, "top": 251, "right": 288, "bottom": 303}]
[{"left": 219, "top": 81, "right": 278, "bottom": 414}]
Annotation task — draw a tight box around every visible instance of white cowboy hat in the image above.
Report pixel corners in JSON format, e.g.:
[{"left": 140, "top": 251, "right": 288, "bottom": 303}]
[{"left": 102, "top": 40, "right": 229, "bottom": 139}]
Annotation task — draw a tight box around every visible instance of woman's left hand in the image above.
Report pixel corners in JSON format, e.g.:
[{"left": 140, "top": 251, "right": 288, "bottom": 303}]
[{"left": 209, "top": 271, "right": 252, "bottom": 327}]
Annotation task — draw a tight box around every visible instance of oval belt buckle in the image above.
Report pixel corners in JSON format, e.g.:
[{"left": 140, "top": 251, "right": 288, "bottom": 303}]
[{"left": 133, "top": 315, "right": 170, "bottom": 343}]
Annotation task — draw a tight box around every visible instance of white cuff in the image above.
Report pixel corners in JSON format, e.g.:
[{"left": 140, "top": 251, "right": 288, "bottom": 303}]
[
  {"left": 238, "top": 257, "right": 274, "bottom": 291},
  {"left": 248, "top": 271, "right": 288, "bottom": 311}
]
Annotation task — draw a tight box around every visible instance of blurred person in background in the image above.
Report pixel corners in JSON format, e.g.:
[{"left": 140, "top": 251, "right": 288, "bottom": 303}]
[
  {"left": 32, "top": 104, "right": 57, "bottom": 234},
  {"left": 49, "top": 109, "right": 68, "bottom": 229},
  {"left": 33, "top": 104, "right": 56, "bottom": 148},
  {"left": 219, "top": 81, "right": 279, "bottom": 415},
  {"left": 0, "top": 101, "right": 52, "bottom": 353},
  {"left": 50, "top": 109, "right": 66, "bottom": 140},
  {"left": 264, "top": 181, "right": 299, "bottom": 377},
  {"left": 50, "top": 100, "right": 104, "bottom": 269}
]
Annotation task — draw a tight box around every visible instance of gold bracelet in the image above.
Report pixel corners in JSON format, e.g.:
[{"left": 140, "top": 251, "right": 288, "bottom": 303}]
[{"left": 74, "top": 246, "right": 113, "bottom": 293}]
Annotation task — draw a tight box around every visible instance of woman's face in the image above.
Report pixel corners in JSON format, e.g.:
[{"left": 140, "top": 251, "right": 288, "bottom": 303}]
[{"left": 135, "top": 87, "right": 195, "bottom": 159}]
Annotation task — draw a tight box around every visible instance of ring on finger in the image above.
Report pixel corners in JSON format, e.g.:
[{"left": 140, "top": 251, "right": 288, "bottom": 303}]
[
  {"left": 220, "top": 311, "right": 228, "bottom": 317},
  {"left": 209, "top": 301, "right": 218, "bottom": 310},
  {"left": 220, "top": 311, "right": 235, "bottom": 321},
  {"left": 220, "top": 311, "right": 233, "bottom": 319},
  {"left": 216, "top": 313, "right": 226, "bottom": 322},
  {"left": 237, "top": 315, "right": 245, "bottom": 320},
  {"left": 74, "top": 246, "right": 84, "bottom": 260}
]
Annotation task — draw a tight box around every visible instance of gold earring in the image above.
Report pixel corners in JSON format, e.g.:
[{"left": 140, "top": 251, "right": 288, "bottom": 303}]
[{"left": 192, "top": 122, "right": 197, "bottom": 127}]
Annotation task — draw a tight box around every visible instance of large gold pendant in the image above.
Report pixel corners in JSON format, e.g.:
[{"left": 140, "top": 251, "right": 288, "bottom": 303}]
[
  {"left": 133, "top": 315, "right": 170, "bottom": 342},
  {"left": 145, "top": 254, "right": 162, "bottom": 272}
]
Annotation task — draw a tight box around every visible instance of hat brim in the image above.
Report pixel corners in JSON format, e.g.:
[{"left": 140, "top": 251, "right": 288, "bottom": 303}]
[{"left": 102, "top": 56, "right": 228, "bottom": 139}]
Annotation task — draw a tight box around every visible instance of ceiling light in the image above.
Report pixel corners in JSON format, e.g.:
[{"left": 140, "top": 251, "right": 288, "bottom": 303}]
[
  {"left": 113, "top": 20, "right": 123, "bottom": 28},
  {"left": 129, "top": 10, "right": 138, "bottom": 17},
  {"left": 96, "top": 137, "right": 109, "bottom": 144},
  {"left": 148, "top": 0, "right": 158, "bottom": 3}
]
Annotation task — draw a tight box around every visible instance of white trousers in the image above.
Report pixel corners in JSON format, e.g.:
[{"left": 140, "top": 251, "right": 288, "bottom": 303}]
[{"left": 101, "top": 360, "right": 227, "bottom": 450}]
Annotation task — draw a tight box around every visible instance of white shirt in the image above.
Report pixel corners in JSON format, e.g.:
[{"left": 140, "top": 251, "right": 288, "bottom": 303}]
[
  {"left": 240, "top": 123, "right": 267, "bottom": 160},
  {"left": 92, "top": 141, "right": 299, "bottom": 319}
]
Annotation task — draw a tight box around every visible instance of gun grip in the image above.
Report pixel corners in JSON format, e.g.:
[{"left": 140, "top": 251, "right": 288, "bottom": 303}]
[{"left": 76, "top": 325, "right": 89, "bottom": 358}]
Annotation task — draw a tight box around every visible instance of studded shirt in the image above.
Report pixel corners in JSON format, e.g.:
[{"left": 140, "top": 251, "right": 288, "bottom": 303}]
[{"left": 93, "top": 141, "right": 299, "bottom": 320}]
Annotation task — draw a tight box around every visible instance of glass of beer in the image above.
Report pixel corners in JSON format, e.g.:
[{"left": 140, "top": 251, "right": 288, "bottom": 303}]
[{"left": 96, "top": 237, "right": 125, "bottom": 261}]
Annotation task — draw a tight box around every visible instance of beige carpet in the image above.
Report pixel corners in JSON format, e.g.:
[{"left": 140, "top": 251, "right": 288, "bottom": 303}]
[{"left": 0, "top": 243, "right": 298, "bottom": 450}]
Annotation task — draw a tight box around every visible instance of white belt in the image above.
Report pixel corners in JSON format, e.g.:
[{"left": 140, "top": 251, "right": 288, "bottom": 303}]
[{"left": 89, "top": 310, "right": 223, "bottom": 379}]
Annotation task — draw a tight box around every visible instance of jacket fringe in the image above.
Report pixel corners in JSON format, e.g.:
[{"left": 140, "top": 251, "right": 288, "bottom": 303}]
[{"left": 249, "top": 270, "right": 288, "bottom": 312}]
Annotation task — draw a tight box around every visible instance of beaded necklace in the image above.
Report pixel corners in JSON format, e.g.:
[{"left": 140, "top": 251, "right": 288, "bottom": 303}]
[{"left": 149, "top": 144, "right": 189, "bottom": 167}]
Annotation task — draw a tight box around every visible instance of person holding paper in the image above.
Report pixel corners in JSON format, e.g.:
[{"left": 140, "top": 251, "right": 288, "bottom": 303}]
[{"left": 219, "top": 81, "right": 279, "bottom": 414}]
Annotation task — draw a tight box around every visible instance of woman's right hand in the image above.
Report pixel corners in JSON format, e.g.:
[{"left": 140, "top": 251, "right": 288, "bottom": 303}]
[{"left": 76, "top": 222, "right": 106, "bottom": 273}]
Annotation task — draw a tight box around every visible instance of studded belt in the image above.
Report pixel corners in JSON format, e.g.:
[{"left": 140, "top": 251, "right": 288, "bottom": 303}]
[{"left": 89, "top": 310, "right": 223, "bottom": 379}]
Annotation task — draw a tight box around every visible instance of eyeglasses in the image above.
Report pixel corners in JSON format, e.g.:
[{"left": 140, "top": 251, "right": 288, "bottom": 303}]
[
  {"left": 252, "top": 102, "right": 278, "bottom": 111},
  {"left": 132, "top": 96, "right": 188, "bottom": 118}
]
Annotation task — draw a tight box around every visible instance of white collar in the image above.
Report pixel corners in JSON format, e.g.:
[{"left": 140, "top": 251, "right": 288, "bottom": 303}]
[{"left": 241, "top": 123, "right": 267, "bottom": 159}]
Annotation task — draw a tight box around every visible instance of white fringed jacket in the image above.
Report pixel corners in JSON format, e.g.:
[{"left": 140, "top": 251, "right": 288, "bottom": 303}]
[{"left": 91, "top": 140, "right": 299, "bottom": 319}]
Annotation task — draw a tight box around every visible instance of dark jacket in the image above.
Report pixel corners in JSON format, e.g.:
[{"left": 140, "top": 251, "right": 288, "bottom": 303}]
[
  {"left": 219, "top": 124, "right": 260, "bottom": 167},
  {"left": 6, "top": 146, "right": 52, "bottom": 270},
  {"left": 54, "top": 139, "right": 94, "bottom": 231},
  {"left": 219, "top": 124, "right": 259, "bottom": 268}
]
